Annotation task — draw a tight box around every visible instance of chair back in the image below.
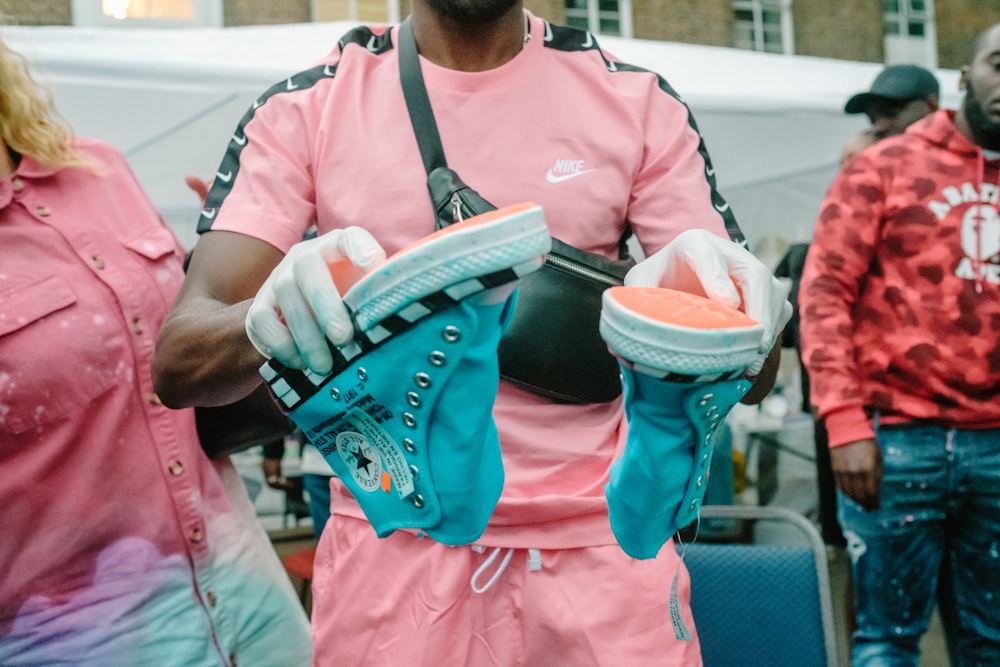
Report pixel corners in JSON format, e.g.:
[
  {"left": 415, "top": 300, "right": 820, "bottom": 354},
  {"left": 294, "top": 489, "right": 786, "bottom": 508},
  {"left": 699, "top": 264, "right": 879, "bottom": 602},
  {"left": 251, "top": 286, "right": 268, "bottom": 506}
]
[{"left": 683, "top": 505, "right": 838, "bottom": 667}]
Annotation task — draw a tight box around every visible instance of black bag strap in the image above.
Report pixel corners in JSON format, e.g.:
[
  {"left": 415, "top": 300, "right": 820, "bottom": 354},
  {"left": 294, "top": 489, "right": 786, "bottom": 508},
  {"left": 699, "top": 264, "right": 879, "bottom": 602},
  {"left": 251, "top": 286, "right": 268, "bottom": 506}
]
[
  {"left": 398, "top": 18, "right": 447, "bottom": 175},
  {"left": 396, "top": 17, "right": 634, "bottom": 260}
]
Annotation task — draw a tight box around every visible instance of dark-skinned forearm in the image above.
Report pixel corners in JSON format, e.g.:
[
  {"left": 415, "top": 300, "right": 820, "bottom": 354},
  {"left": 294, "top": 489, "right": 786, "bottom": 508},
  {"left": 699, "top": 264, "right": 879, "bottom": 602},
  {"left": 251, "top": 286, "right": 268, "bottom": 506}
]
[{"left": 152, "top": 296, "right": 264, "bottom": 409}]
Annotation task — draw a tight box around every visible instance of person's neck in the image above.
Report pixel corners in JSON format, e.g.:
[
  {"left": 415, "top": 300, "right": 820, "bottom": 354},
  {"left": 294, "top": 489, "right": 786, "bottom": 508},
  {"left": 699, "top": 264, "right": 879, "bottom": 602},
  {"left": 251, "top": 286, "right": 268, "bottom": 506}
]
[
  {"left": 409, "top": 4, "right": 527, "bottom": 72},
  {"left": 955, "top": 108, "right": 1000, "bottom": 153},
  {"left": 0, "top": 140, "right": 15, "bottom": 178}
]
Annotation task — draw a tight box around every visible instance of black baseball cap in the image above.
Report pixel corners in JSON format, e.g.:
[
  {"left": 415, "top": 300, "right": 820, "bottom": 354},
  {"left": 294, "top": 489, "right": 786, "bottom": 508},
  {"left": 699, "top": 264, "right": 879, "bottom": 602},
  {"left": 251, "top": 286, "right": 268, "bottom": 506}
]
[{"left": 844, "top": 64, "right": 940, "bottom": 115}]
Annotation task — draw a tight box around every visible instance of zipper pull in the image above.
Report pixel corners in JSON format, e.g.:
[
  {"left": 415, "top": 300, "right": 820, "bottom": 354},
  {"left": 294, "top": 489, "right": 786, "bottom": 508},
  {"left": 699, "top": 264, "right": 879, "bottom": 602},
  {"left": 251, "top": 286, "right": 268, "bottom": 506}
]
[{"left": 451, "top": 193, "right": 464, "bottom": 224}]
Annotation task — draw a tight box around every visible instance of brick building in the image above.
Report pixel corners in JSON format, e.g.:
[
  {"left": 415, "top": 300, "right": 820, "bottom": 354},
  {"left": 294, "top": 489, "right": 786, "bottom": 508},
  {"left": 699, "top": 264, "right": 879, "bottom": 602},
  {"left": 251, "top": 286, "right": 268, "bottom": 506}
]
[{"left": 0, "top": 0, "right": 993, "bottom": 69}]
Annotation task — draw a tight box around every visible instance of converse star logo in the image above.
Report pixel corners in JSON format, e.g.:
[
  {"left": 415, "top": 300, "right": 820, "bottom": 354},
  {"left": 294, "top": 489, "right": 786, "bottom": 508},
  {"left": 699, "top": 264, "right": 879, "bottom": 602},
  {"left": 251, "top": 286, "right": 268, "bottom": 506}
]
[
  {"left": 337, "top": 431, "right": 382, "bottom": 492},
  {"left": 546, "top": 159, "right": 595, "bottom": 184}
]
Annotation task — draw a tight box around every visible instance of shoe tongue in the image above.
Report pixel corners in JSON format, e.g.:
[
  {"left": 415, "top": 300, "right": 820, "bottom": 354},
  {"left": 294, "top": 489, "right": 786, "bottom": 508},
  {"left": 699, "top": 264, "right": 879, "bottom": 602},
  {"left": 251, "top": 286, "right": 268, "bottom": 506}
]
[{"left": 610, "top": 286, "right": 759, "bottom": 329}]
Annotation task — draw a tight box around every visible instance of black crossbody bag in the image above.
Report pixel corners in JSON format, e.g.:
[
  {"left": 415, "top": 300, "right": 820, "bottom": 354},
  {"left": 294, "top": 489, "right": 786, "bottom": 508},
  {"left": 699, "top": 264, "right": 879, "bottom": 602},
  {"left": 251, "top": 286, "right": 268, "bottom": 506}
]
[{"left": 397, "top": 19, "right": 635, "bottom": 404}]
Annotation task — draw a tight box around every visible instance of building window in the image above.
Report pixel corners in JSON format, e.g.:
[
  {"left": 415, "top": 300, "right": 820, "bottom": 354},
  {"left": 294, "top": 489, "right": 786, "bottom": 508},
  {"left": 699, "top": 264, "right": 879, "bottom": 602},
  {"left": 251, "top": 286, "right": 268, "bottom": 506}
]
[
  {"left": 73, "top": 0, "right": 223, "bottom": 26},
  {"left": 882, "top": 0, "right": 936, "bottom": 67},
  {"left": 564, "top": 0, "right": 633, "bottom": 38},
  {"left": 883, "top": 0, "right": 931, "bottom": 37},
  {"left": 732, "top": 0, "right": 794, "bottom": 55}
]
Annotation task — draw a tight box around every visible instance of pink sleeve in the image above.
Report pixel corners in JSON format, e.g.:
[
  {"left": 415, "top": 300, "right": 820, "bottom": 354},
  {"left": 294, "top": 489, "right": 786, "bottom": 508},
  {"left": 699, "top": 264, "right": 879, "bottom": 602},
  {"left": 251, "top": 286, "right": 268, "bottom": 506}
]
[
  {"left": 200, "top": 89, "right": 320, "bottom": 252},
  {"left": 626, "top": 83, "right": 735, "bottom": 253}
]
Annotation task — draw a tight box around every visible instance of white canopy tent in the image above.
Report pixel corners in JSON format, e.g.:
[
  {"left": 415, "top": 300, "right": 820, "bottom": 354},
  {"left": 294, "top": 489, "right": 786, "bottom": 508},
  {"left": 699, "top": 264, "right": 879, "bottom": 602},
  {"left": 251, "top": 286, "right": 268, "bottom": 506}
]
[{"left": 4, "top": 21, "right": 963, "bottom": 254}]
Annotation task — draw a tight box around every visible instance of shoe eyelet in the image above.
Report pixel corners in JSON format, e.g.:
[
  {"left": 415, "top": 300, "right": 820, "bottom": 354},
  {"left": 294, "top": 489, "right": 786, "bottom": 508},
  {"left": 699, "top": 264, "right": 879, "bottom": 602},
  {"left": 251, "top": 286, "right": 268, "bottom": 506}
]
[
  {"left": 409, "top": 465, "right": 420, "bottom": 480},
  {"left": 403, "top": 438, "right": 417, "bottom": 453},
  {"left": 442, "top": 326, "right": 461, "bottom": 343},
  {"left": 696, "top": 475, "right": 704, "bottom": 488},
  {"left": 414, "top": 372, "right": 432, "bottom": 388},
  {"left": 698, "top": 394, "right": 714, "bottom": 406},
  {"left": 406, "top": 391, "right": 421, "bottom": 408},
  {"left": 357, "top": 367, "right": 367, "bottom": 381},
  {"left": 429, "top": 351, "right": 447, "bottom": 367},
  {"left": 402, "top": 412, "right": 417, "bottom": 428},
  {"left": 329, "top": 387, "right": 340, "bottom": 400},
  {"left": 411, "top": 494, "right": 425, "bottom": 509}
]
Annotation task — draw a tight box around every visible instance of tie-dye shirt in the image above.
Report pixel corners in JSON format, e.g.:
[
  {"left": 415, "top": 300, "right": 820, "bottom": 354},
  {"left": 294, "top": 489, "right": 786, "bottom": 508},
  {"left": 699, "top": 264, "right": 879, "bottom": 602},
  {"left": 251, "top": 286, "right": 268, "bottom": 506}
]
[
  {"left": 0, "top": 139, "right": 311, "bottom": 666},
  {"left": 800, "top": 110, "right": 1000, "bottom": 447}
]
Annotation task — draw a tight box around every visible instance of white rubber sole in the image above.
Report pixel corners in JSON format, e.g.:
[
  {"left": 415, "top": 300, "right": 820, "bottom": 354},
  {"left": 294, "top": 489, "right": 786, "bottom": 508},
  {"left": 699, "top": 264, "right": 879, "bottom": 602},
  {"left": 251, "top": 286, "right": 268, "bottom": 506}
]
[
  {"left": 343, "top": 204, "right": 551, "bottom": 333},
  {"left": 599, "top": 288, "right": 763, "bottom": 378}
]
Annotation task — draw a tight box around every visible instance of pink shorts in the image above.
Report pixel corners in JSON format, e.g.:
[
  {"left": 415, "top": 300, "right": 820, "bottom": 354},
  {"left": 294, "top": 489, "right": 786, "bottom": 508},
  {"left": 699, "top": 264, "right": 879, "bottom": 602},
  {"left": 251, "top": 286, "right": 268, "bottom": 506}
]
[{"left": 311, "top": 514, "right": 703, "bottom": 666}]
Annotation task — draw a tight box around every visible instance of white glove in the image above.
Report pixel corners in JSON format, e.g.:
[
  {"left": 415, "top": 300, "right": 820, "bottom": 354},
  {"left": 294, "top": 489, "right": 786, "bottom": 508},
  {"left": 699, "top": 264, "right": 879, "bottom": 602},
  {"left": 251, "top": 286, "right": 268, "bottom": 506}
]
[
  {"left": 246, "top": 227, "right": 386, "bottom": 374},
  {"left": 624, "top": 229, "right": 792, "bottom": 375}
]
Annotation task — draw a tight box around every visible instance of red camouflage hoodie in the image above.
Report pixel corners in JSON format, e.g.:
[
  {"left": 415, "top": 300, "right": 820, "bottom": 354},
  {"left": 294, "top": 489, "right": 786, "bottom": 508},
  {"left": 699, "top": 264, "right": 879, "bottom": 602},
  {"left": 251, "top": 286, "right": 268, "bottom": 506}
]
[{"left": 800, "top": 109, "right": 1000, "bottom": 447}]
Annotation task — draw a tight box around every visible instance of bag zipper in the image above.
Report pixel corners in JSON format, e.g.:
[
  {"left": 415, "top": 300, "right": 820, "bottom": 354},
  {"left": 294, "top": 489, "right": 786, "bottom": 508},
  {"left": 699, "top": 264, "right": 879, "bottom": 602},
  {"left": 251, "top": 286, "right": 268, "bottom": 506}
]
[{"left": 544, "top": 253, "right": 623, "bottom": 286}]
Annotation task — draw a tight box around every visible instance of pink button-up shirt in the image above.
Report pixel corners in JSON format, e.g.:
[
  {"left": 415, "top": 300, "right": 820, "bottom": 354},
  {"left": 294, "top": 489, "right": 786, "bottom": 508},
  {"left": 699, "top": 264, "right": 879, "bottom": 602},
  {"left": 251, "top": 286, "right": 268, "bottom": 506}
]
[{"left": 0, "top": 138, "right": 310, "bottom": 665}]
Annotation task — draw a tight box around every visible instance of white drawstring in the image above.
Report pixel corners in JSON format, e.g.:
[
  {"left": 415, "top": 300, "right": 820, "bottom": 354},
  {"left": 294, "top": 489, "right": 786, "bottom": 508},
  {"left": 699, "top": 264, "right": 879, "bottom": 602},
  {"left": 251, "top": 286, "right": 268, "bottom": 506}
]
[
  {"left": 469, "top": 547, "right": 544, "bottom": 594},
  {"left": 471, "top": 547, "right": 515, "bottom": 594}
]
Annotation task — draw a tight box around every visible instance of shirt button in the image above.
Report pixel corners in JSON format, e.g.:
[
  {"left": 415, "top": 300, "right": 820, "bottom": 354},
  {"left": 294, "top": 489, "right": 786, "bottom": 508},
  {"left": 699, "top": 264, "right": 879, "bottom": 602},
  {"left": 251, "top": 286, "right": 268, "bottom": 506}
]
[
  {"left": 189, "top": 527, "right": 203, "bottom": 543},
  {"left": 130, "top": 317, "right": 144, "bottom": 334},
  {"left": 35, "top": 205, "right": 50, "bottom": 217},
  {"left": 11, "top": 177, "right": 24, "bottom": 192},
  {"left": 207, "top": 591, "right": 217, "bottom": 607},
  {"left": 168, "top": 460, "right": 184, "bottom": 476},
  {"left": 90, "top": 255, "right": 106, "bottom": 270}
]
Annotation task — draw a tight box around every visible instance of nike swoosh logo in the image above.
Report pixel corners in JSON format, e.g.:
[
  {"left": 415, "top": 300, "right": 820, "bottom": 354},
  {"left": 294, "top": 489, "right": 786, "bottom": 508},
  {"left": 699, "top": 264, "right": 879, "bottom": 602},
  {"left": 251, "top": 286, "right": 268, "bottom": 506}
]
[
  {"left": 216, "top": 170, "right": 233, "bottom": 183},
  {"left": 546, "top": 169, "right": 594, "bottom": 184},
  {"left": 286, "top": 77, "right": 298, "bottom": 91},
  {"left": 714, "top": 202, "right": 730, "bottom": 213},
  {"left": 367, "top": 36, "right": 379, "bottom": 52},
  {"left": 324, "top": 64, "right": 335, "bottom": 76},
  {"left": 232, "top": 133, "right": 247, "bottom": 146},
  {"left": 582, "top": 32, "right": 593, "bottom": 48},
  {"left": 706, "top": 165, "right": 715, "bottom": 177},
  {"left": 201, "top": 208, "right": 217, "bottom": 220},
  {"left": 544, "top": 22, "right": 553, "bottom": 42},
  {"left": 252, "top": 99, "right": 262, "bottom": 109}
]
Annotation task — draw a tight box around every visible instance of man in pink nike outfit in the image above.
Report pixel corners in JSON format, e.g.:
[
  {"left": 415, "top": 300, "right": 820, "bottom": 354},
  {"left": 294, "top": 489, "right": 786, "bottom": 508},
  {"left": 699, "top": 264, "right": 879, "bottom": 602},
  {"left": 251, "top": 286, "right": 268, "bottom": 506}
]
[{"left": 153, "top": 2, "right": 791, "bottom": 664}]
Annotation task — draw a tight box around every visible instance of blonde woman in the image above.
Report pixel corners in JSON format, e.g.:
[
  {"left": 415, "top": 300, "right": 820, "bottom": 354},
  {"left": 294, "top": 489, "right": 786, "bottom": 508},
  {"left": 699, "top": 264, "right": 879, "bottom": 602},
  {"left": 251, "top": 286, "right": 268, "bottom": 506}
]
[{"left": 0, "top": 35, "right": 311, "bottom": 666}]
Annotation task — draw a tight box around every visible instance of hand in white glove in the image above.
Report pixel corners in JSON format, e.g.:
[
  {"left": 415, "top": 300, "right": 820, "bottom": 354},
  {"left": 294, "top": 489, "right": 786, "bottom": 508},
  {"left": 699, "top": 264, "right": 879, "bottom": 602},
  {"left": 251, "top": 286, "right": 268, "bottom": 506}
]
[
  {"left": 246, "top": 227, "right": 386, "bottom": 374},
  {"left": 625, "top": 229, "right": 792, "bottom": 375}
]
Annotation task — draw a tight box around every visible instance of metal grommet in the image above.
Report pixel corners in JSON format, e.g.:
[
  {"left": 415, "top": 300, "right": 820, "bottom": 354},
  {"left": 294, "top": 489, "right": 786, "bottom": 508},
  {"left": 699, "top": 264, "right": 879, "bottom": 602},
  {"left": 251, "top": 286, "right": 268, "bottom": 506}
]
[
  {"left": 329, "top": 387, "right": 340, "bottom": 400},
  {"left": 409, "top": 465, "right": 420, "bottom": 480},
  {"left": 429, "top": 351, "right": 447, "bottom": 367},
  {"left": 442, "top": 325, "right": 461, "bottom": 343},
  {"left": 403, "top": 438, "right": 417, "bottom": 453},
  {"left": 414, "top": 372, "right": 432, "bottom": 389},
  {"left": 411, "top": 494, "right": 425, "bottom": 509},
  {"left": 357, "top": 367, "right": 367, "bottom": 381},
  {"left": 698, "top": 393, "right": 714, "bottom": 406},
  {"left": 402, "top": 412, "right": 417, "bottom": 428},
  {"left": 406, "top": 391, "right": 421, "bottom": 408},
  {"left": 696, "top": 475, "right": 705, "bottom": 488}
]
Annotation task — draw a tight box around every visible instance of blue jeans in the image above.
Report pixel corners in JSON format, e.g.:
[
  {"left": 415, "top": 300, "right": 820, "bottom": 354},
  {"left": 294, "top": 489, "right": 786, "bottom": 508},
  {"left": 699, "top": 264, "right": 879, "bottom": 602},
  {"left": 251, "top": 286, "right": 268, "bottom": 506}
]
[
  {"left": 303, "top": 473, "right": 332, "bottom": 536},
  {"left": 838, "top": 423, "right": 1000, "bottom": 667}
]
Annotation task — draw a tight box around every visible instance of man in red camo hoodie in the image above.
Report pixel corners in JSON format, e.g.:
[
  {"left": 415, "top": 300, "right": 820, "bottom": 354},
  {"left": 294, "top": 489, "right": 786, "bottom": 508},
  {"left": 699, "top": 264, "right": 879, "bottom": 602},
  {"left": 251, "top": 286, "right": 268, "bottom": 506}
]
[{"left": 800, "top": 22, "right": 1000, "bottom": 667}]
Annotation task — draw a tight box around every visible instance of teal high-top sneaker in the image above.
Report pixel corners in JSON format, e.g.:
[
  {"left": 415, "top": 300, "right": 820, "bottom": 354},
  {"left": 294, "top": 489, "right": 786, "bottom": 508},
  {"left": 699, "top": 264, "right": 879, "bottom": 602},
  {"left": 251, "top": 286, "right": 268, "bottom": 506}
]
[
  {"left": 262, "top": 203, "right": 550, "bottom": 545},
  {"left": 599, "top": 286, "right": 764, "bottom": 559}
]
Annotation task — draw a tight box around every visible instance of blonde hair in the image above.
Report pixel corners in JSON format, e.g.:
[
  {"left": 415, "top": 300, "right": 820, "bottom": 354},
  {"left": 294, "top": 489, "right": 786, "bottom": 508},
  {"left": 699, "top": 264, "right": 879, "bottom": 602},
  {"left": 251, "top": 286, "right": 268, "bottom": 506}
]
[{"left": 0, "top": 34, "right": 92, "bottom": 169}]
